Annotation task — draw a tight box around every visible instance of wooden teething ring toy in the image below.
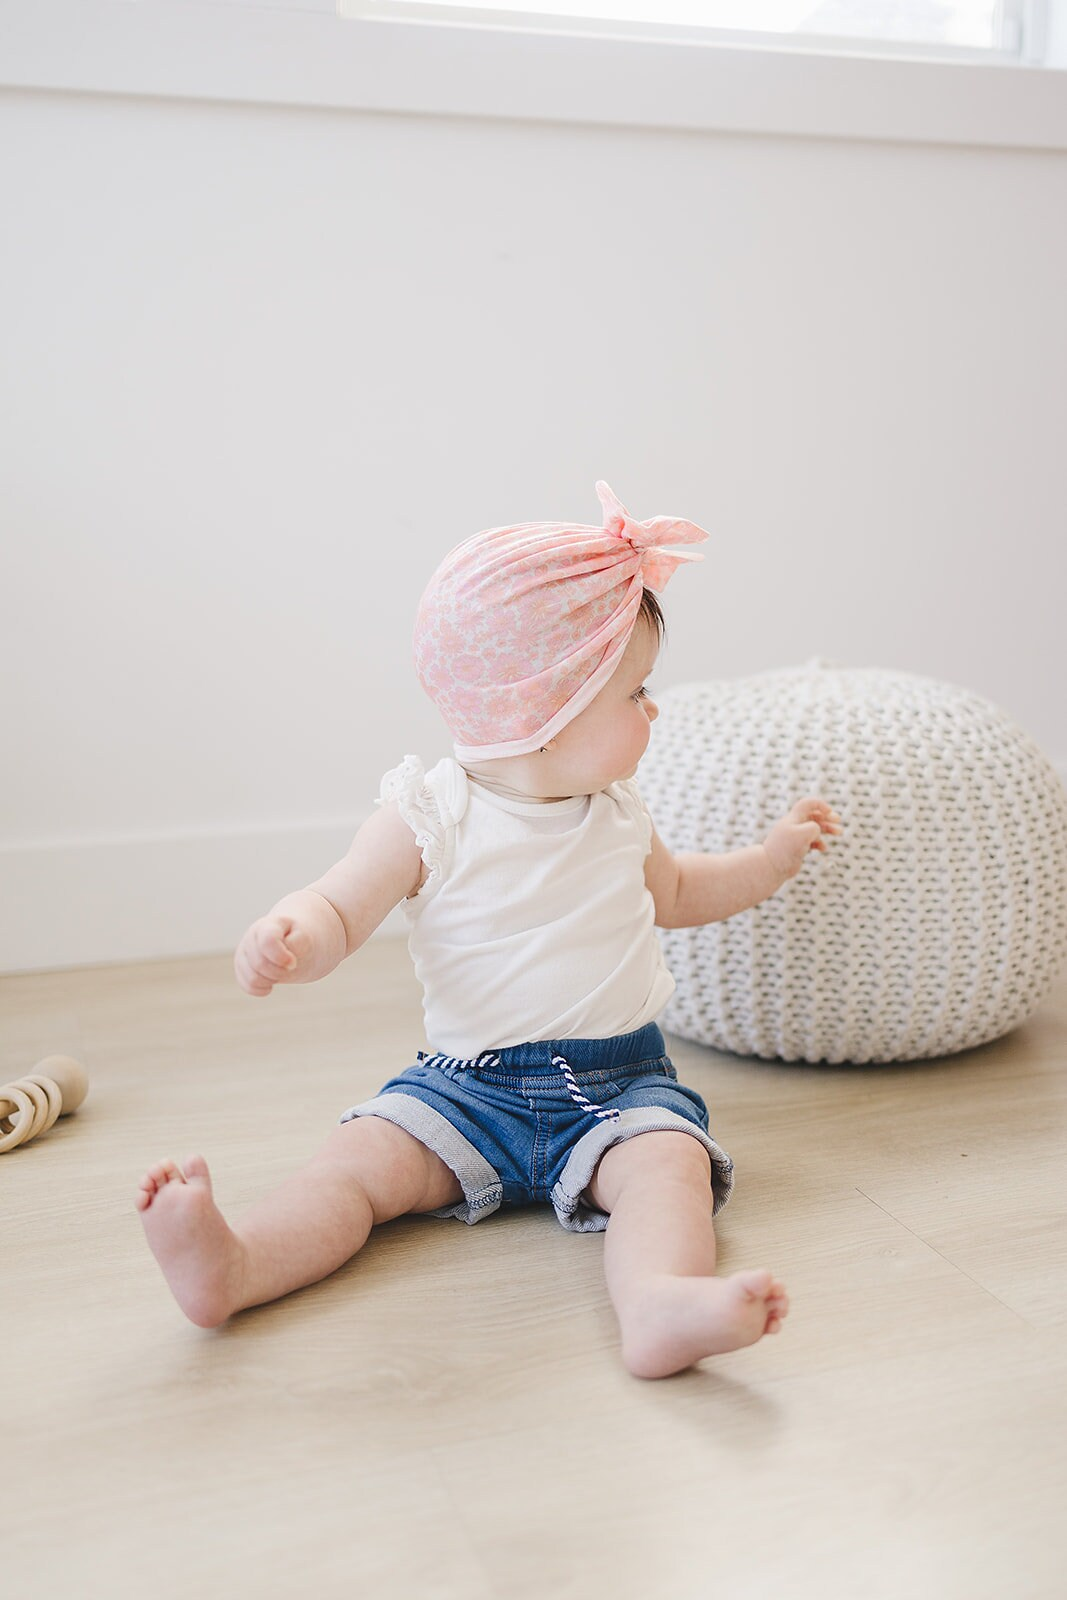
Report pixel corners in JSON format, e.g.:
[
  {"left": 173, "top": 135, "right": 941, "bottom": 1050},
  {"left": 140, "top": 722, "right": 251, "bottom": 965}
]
[{"left": 0, "top": 1055, "right": 89, "bottom": 1153}]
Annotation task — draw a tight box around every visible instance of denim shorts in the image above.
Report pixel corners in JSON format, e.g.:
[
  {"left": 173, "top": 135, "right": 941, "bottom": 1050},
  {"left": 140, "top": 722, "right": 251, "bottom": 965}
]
[{"left": 339, "top": 1022, "right": 734, "bottom": 1232}]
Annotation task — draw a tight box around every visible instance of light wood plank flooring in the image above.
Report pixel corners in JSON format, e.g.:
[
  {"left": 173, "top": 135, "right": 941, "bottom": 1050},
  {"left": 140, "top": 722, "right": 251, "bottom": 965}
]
[{"left": 3, "top": 941, "right": 1066, "bottom": 1600}]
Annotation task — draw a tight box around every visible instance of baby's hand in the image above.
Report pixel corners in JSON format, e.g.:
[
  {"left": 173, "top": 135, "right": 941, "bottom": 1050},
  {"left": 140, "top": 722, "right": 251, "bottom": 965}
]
[
  {"left": 763, "top": 799, "right": 842, "bottom": 882},
  {"left": 234, "top": 914, "right": 314, "bottom": 998}
]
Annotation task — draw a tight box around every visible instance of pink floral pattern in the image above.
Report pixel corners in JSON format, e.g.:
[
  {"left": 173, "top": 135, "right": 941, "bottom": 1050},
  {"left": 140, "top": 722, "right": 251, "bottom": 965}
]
[{"left": 413, "top": 481, "right": 708, "bottom": 760}]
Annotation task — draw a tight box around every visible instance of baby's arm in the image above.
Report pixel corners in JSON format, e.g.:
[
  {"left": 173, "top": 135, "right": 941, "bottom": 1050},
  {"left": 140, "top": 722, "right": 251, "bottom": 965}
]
[
  {"left": 234, "top": 802, "right": 424, "bottom": 997},
  {"left": 645, "top": 799, "right": 842, "bottom": 930}
]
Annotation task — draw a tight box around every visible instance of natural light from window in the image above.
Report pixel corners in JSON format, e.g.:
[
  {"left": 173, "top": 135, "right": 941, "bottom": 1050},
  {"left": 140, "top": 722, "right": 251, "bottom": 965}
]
[{"left": 347, "top": 1, "right": 1020, "bottom": 54}]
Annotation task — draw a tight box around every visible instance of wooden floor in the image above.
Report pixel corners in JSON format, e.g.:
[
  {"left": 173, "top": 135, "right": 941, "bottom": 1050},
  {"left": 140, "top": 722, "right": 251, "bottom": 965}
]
[{"left": 3, "top": 940, "right": 1066, "bottom": 1600}]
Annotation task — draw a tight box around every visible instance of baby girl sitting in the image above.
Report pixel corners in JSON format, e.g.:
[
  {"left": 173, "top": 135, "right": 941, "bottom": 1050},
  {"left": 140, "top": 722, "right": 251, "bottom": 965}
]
[{"left": 137, "top": 481, "right": 839, "bottom": 1378}]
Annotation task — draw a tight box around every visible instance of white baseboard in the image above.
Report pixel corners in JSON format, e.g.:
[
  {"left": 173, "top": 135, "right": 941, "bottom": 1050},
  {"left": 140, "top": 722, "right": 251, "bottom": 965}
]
[{"left": 0, "top": 816, "right": 407, "bottom": 975}]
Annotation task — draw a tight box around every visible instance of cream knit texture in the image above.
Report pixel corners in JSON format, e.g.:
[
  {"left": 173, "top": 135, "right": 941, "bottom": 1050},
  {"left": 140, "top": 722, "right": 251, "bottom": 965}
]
[{"left": 639, "top": 663, "right": 1067, "bottom": 1064}]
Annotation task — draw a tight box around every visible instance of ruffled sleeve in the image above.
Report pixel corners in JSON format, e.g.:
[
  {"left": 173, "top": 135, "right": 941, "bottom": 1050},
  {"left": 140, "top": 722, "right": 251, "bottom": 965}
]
[{"left": 378, "top": 755, "right": 469, "bottom": 899}]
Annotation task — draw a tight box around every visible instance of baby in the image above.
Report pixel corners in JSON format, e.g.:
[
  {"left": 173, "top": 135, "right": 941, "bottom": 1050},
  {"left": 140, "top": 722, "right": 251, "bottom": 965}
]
[{"left": 137, "top": 481, "right": 840, "bottom": 1379}]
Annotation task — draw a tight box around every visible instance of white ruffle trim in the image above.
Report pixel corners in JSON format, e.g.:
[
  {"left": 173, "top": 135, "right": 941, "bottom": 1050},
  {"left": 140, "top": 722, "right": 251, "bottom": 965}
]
[{"left": 378, "top": 754, "right": 467, "bottom": 896}]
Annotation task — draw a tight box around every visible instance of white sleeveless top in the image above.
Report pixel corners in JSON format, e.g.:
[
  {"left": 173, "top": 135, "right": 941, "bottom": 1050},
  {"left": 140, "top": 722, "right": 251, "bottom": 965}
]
[{"left": 381, "top": 755, "right": 675, "bottom": 1057}]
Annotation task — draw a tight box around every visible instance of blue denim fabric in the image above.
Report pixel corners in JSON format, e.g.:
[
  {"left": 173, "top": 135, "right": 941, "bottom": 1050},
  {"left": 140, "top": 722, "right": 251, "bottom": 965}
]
[{"left": 340, "top": 1022, "right": 734, "bottom": 1232}]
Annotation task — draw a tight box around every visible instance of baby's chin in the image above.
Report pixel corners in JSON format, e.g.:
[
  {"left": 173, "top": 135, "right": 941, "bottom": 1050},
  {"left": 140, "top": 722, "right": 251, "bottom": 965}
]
[
  {"left": 595, "top": 762, "right": 640, "bottom": 787},
  {"left": 535, "top": 759, "right": 641, "bottom": 798}
]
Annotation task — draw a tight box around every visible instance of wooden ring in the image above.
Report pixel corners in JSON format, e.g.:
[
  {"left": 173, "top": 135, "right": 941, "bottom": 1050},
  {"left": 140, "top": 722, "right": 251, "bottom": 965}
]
[
  {"left": 23, "top": 1074, "right": 64, "bottom": 1136},
  {"left": 0, "top": 1085, "right": 36, "bottom": 1153},
  {"left": 9, "top": 1077, "right": 52, "bottom": 1141}
]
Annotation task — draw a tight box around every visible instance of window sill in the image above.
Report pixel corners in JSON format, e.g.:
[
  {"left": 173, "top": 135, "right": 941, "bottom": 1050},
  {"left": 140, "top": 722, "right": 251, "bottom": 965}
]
[{"left": 2, "top": 0, "right": 1066, "bottom": 151}]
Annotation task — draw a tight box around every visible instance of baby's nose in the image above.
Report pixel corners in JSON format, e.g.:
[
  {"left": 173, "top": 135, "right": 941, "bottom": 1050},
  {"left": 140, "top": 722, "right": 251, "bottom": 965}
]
[{"left": 646, "top": 698, "right": 659, "bottom": 722}]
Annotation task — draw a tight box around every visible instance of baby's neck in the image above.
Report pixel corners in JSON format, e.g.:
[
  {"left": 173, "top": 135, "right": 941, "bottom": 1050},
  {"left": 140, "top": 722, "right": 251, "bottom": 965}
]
[{"left": 461, "top": 760, "right": 562, "bottom": 805}]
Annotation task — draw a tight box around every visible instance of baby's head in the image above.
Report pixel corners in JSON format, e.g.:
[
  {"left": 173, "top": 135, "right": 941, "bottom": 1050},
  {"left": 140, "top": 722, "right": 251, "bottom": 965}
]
[{"left": 413, "top": 481, "right": 708, "bottom": 797}]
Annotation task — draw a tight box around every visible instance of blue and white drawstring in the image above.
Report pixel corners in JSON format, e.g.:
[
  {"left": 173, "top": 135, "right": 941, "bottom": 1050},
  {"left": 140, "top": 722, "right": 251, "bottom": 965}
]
[
  {"left": 547, "top": 1053, "right": 621, "bottom": 1122},
  {"left": 417, "top": 1049, "right": 621, "bottom": 1123}
]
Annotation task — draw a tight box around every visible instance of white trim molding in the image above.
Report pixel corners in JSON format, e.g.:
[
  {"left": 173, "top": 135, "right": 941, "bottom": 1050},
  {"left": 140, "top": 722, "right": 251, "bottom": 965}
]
[{"left": 1, "top": 0, "right": 1066, "bottom": 151}]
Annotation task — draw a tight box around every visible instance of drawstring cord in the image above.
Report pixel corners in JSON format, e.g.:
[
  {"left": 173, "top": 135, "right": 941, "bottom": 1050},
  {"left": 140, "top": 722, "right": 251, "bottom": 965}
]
[
  {"left": 548, "top": 1054, "right": 621, "bottom": 1123},
  {"left": 417, "top": 1049, "right": 621, "bottom": 1123}
]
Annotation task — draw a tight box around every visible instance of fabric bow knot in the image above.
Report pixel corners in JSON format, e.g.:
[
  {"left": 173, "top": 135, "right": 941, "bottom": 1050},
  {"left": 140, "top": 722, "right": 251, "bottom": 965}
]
[{"left": 595, "top": 479, "right": 706, "bottom": 592}]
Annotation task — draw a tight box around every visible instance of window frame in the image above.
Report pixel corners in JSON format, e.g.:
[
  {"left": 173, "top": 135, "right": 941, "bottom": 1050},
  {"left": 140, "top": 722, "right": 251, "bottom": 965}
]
[
  {"left": 1, "top": 0, "right": 1065, "bottom": 154},
  {"left": 341, "top": 0, "right": 1050, "bottom": 67}
]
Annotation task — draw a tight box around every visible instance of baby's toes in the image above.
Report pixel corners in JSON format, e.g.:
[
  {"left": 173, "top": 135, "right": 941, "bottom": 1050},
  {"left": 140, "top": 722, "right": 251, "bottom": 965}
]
[
  {"left": 153, "top": 1158, "right": 186, "bottom": 1190},
  {"left": 135, "top": 1159, "right": 186, "bottom": 1210},
  {"left": 765, "top": 1282, "right": 790, "bottom": 1332},
  {"left": 181, "top": 1153, "right": 212, "bottom": 1190}
]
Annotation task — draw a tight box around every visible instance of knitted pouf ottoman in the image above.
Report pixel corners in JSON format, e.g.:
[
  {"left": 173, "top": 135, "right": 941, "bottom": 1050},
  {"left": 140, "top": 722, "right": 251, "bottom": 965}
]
[{"left": 639, "top": 663, "right": 1067, "bottom": 1064}]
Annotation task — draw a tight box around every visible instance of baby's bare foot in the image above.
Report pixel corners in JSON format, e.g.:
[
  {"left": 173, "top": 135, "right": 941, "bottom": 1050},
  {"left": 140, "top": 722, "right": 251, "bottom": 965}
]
[
  {"left": 620, "top": 1268, "right": 790, "bottom": 1379},
  {"left": 136, "top": 1155, "right": 246, "bottom": 1328}
]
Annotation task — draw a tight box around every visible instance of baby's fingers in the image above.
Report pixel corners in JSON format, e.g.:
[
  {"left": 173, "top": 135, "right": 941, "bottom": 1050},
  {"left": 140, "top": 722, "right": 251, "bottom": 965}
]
[
  {"left": 792, "top": 797, "right": 843, "bottom": 834},
  {"left": 253, "top": 923, "right": 299, "bottom": 978},
  {"left": 235, "top": 949, "right": 274, "bottom": 997}
]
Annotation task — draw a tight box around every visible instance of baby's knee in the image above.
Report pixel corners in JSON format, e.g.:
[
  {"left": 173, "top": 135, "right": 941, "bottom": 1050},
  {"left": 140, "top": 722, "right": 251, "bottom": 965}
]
[
  {"left": 591, "top": 1130, "right": 712, "bottom": 1210},
  {"left": 624, "top": 1130, "right": 712, "bottom": 1183}
]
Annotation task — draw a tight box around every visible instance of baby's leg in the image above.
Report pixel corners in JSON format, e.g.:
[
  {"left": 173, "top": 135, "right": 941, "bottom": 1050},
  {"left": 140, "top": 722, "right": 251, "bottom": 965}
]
[
  {"left": 135, "top": 1117, "right": 462, "bottom": 1328},
  {"left": 585, "top": 1131, "right": 789, "bottom": 1379}
]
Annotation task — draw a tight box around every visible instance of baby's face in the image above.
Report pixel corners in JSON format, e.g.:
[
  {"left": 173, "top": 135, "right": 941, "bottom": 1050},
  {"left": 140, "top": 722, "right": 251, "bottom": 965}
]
[{"left": 533, "top": 616, "right": 661, "bottom": 798}]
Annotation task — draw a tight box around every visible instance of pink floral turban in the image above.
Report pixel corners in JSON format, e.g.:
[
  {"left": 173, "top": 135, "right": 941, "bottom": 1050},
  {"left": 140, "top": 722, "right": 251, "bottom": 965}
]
[{"left": 413, "top": 480, "right": 708, "bottom": 761}]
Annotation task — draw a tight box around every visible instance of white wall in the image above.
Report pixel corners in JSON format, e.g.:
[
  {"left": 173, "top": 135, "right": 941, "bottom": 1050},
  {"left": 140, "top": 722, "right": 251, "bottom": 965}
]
[{"left": 2, "top": 82, "right": 1065, "bottom": 970}]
